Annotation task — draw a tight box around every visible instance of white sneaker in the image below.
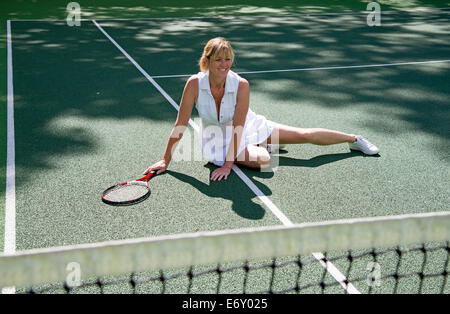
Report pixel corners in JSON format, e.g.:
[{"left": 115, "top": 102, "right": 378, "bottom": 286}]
[
  {"left": 268, "top": 144, "right": 287, "bottom": 153},
  {"left": 349, "top": 136, "right": 379, "bottom": 155}
]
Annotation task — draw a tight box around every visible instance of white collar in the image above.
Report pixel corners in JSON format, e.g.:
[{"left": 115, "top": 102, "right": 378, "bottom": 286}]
[{"left": 199, "top": 70, "right": 234, "bottom": 93}]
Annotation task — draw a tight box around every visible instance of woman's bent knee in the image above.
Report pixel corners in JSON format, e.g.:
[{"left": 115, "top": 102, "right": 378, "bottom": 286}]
[
  {"left": 235, "top": 145, "right": 271, "bottom": 169},
  {"left": 258, "top": 150, "right": 271, "bottom": 167}
]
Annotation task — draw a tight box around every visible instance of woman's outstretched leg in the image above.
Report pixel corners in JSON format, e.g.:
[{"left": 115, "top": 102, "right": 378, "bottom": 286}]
[{"left": 265, "top": 122, "right": 379, "bottom": 155}]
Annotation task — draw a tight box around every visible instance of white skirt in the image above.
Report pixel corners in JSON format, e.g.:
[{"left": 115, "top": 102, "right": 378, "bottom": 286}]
[{"left": 200, "top": 109, "right": 274, "bottom": 166}]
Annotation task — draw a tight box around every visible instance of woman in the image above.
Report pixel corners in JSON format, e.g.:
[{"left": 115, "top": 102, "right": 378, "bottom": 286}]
[{"left": 144, "top": 37, "right": 379, "bottom": 181}]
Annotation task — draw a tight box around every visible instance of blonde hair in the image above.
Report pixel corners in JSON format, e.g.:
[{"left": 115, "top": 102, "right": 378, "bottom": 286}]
[{"left": 198, "top": 37, "right": 235, "bottom": 72}]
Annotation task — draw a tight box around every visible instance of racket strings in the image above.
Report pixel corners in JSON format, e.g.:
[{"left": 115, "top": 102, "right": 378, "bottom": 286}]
[{"left": 103, "top": 183, "right": 149, "bottom": 203}]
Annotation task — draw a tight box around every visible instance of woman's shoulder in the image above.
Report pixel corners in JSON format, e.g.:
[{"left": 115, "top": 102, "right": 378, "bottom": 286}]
[
  {"left": 188, "top": 71, "right": 207, "bottom": 83},
  {"left": 194, "top": 71, "right": 209, "bottom": 81},
  {"left": 187, "top": 73, "right": 200, "bottom": 82},
  {"left": 187, "top": 71, "right": 208, "bottom": 86},
  {"left": 183, "top": 74, "right": 199, "bottom": 96},
  {"left": 239, "top": 78, "right": 249, "bottom": 89}
]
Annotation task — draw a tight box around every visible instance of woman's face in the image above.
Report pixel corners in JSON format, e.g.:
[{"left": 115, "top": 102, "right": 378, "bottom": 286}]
[{"left": 209, "top": 53, "right": 232, "bottom": 80}]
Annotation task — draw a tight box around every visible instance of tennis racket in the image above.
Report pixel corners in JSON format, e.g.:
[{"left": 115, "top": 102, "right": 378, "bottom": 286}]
[{"left": 101, "top": 171, "right": 156, "bottom": 206}]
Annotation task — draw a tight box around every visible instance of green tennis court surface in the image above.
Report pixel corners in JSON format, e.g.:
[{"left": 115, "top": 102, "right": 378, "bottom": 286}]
[{"left": 1, "top": 1, "right": 449, "bottom": 294}]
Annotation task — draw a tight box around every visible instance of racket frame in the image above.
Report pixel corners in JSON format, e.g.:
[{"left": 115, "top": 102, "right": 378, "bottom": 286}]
[{"left": 101, "top": 171, "right": 156, "bottom": 206}]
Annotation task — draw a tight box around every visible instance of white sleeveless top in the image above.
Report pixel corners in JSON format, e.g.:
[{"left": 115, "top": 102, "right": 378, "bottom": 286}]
[{"left": 196, "top": 70, "right": 274, "bottom": 166}]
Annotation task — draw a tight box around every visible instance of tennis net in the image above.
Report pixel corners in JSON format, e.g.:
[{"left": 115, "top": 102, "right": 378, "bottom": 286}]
[{"left": 1, "top": 211, "right": 449, "bottom": 294}]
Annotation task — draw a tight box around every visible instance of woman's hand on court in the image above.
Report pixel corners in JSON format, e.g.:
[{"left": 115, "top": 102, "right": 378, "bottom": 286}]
[
  {"left": 143, "top": 160, "right": 168, "bottom": 175},
  {"left": 211, "top": 165, "right": 232, "bottom": 181}
]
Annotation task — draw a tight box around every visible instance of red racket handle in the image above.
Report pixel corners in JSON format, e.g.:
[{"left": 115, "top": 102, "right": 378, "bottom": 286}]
[{"left": 136, "top": 170, "right": 156, "bottom": 182}]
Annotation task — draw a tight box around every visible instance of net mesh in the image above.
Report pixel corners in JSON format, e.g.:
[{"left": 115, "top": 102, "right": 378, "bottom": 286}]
[
  {"left": 103, "top": 182, "right": 149, "bottom": 202},
  {"left": 1, "top": 212, "right": 449, "bottom": 294}
]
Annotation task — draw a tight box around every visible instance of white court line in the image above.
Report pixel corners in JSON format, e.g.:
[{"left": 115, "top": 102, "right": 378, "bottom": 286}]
[
  {"left": 93, "top": 19, "right": 360, "bottom": 294},
  {"left": 151, "top": 59, "right": 450, "bottom": 79},
  {"left": 2, "top": 20, "right": 16, "bottom": 295}
]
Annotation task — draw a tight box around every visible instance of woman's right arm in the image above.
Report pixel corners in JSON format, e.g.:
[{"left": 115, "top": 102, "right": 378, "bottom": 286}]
[{"left": 143, "top": 76, "right": 198, "bottom": 175}]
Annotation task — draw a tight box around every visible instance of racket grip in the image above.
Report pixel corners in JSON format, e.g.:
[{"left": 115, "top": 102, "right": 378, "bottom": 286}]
[{"left": 142, "top": 170, "right": 156, "bottom": 181}]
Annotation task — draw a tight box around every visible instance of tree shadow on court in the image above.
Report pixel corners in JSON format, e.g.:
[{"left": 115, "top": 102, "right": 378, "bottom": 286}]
[
  {"left": 7, "top": 4, "right": 450, "bottom": 251},
  {"left": 93, "top": 9, "right": 450, "bottom": 159},
  {"left": 7, "top": 7, "right": 450, "bottom": 227},
  {"left": 166, "top": 166, "right": 272, "bottom": 220},
  {"left": 8, "top": 6, "right": 449, "bottom": 199},
  {"left": 4, "top": 0, "right": 442, "bottom": 21}
]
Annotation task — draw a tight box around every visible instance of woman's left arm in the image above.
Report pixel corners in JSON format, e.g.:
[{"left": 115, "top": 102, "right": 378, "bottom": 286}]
[{"left": 210, "top": 79, "right": 250, "bottom": 181}]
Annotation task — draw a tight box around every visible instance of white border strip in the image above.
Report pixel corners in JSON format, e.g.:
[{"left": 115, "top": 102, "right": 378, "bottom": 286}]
[
  {"left": 3, "top": 20, "right": 16, "bottom": 295},
  {"left": 151, "top": 59, "right": 450, "bottom": 79},
  {"left": 2, "top": 211, "right": 448, "bottom": 289},
  {"left": 3, "top": 211, "right": 449, "bottom": 258},
  {"left": 93, "top": 20, "right": 360, "bottom": 294}
]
